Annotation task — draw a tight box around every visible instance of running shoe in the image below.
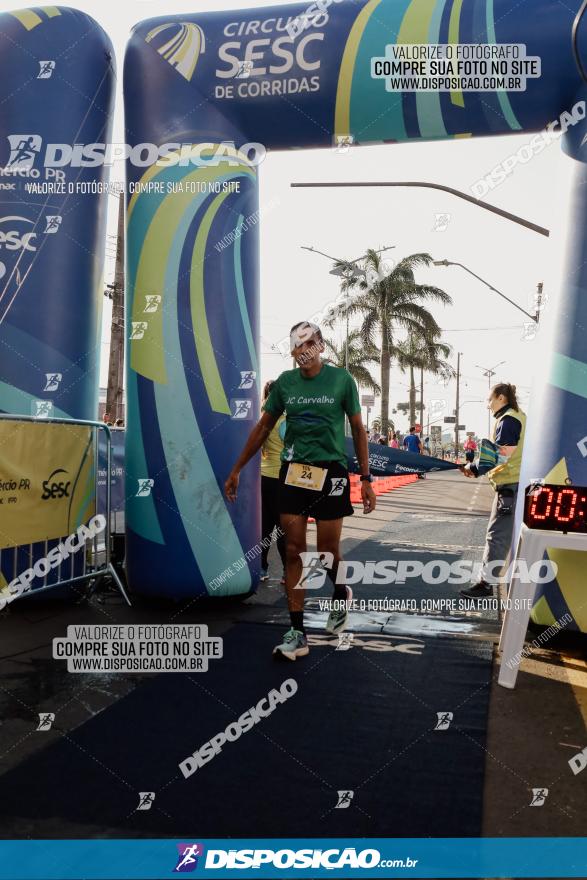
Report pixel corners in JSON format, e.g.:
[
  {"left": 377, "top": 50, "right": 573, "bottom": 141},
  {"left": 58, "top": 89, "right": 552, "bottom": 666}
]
[
  {"left": 326, "top": 586, "right": 353, "bottom": 634},
  {"left": 273, "top": 628, "right": 309, "bottom": 660},
  {"left": 460, "top": 582, "right": 493, "bottom": 599}
]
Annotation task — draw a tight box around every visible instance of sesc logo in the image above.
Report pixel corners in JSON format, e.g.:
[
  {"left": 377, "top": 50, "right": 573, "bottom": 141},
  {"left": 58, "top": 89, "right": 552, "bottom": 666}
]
[
  {"left": 145, "top": 22, "right": 206, "bottom": 82},
  {"left": 41, "top": 468, "right": 71, "bottom": 501},
  {"left": 0, "top": 216, "right": 37, "bottom": 252}
]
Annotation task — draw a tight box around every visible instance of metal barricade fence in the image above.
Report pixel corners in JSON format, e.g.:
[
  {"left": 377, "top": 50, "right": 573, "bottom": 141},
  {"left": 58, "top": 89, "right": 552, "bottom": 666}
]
[{"left": 0, "top": 414, "right": 131, "bottom": 609}]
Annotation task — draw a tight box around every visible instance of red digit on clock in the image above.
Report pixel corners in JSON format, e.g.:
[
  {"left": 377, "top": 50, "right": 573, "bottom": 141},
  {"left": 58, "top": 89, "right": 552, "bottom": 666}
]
[
  {"left": 529, "top": 487, "right": 554, "bottom": 521},
  {"left": 554, "top": 488, "right": 577, "bottom": 523}
]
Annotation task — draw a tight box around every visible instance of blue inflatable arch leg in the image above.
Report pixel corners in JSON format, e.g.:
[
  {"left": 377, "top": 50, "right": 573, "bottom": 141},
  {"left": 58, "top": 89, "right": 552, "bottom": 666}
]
[{"left": 123, "top": 0, "right": 587, "bottom": 603}]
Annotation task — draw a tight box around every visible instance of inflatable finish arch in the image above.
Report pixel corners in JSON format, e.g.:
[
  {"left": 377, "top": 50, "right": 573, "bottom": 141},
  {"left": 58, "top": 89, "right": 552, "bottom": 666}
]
[
  {"left": 124, "top": 0, "right": 587, "bottom": 607},
  {"left": 0, "top": 8, "right": 114, "bottom": 420}
]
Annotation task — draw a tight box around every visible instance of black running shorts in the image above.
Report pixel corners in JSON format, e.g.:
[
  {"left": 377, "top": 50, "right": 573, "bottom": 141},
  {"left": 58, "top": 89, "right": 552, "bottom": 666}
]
[{"left": 277, "top": 460, "right": 354, "bottom": 520}]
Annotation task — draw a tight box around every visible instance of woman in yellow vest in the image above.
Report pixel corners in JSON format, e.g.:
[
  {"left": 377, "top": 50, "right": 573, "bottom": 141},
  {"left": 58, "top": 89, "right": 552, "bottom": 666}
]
[
  {"left": 460, "top": 382, "right": 526, "bottom": 599},
  {"left": 261, "top": 380, "right": 287, "bottom": 583}
]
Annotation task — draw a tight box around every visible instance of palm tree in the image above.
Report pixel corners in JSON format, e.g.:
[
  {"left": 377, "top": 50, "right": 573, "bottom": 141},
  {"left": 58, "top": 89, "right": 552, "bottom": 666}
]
[
  {"left": 418, "top": 338, "right": 454, "bottom": 430},
  {"left": 322, "top": 331, "right": 381, "bottom": 394},
  {"left": 325, "top": 251, "right": 452, "bottom": 433},
  {"left": 396, "top": 332, "right": 454, "bottom": 426}
]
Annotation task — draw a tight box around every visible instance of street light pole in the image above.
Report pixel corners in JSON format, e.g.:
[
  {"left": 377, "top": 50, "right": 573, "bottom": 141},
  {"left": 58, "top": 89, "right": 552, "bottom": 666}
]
[
  {"left": 475, "top": 361, "right": 506, "bottom": 436},
  {"left": 292, "top": 181, "right": 549, "bottom": 237},
  {"left": 433, "top": 260, "right": 539, "bottom": 323}
]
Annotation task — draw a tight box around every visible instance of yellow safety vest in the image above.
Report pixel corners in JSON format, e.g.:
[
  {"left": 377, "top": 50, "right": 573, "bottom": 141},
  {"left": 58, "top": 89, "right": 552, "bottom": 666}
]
[
  {"left": 488, "top": 407, "right": 526, "bottom": 489},
  {"left": 261, "top": 415, "right": 285, "bottom": 479}
]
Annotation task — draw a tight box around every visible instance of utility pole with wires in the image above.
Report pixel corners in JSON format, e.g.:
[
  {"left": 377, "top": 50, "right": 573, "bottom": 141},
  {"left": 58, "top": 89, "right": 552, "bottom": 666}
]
[
  {"left": 105, "top": 192, "right": 125, "bottom": 422},
  {"left": 454, "top": 352, "right": 461, "bottom": 461}
]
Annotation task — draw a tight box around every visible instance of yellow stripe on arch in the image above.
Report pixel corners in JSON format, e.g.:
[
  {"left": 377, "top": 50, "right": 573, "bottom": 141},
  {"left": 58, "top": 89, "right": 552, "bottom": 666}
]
[
  {"left": 448, "top": 0, "right": 465, "bottom": 107},
  {"left": 397, "top": 0, "right": 437, "bottom": 40},
  {"left": 130, "top": 153, "right": 256, "bottom": 386},
  {"left": 9, "top": 7, "right": 61, "bottom": 29},
  {"left": 190, "top": 192, "right": 233, "bottom": 414},
  {"left": 9, "top": 9, "right": 42, "bottom": 29},
  {"left": 335, "top": 0, "right": 383, "bottom": 139}
]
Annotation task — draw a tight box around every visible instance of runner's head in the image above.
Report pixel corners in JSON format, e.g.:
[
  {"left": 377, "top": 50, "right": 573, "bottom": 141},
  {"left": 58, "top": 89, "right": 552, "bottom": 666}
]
[
  {"left": 289, "top": 321, "right": 324, "bottom": 367},
  {"left": 263, "top": 380, "right": 275, "bottom": 402},
  {"left": 488, "top": 382, "right": 519, "bottom": 414},
  {"left": 409, "top": 425, "right": 416, "bottom": 434}
]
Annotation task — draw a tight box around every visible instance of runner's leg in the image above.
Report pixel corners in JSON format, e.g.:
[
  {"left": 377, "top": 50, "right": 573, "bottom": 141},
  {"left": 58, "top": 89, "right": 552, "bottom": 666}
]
[
  {"left": 316, "top": 517, "right": 347, "bottom": 600},
  {"left": 280, "top": 512, "right": 308, "bottom": 632},
  {"left": 317, "top": 517, "right": 353, "bottom": 634}
]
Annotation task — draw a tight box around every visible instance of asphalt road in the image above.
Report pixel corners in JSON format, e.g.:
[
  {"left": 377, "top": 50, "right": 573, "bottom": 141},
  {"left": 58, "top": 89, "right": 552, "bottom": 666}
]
[{"left": 1, "top": 469, "right": 586, "bottom": 842}]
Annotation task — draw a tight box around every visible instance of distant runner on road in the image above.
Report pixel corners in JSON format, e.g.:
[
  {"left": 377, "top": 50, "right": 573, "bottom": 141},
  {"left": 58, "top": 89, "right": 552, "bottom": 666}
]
[
  {"left": 403, "top": 426, "right": 422, "bottom": 454},
  {"left": 225, "top": 321, "right": 376, "bottom": 660}
]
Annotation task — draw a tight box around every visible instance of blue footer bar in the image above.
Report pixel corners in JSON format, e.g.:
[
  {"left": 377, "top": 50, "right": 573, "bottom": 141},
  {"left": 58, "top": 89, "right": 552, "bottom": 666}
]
[{"left": 0, "top": 838, "right": 586, "bottom": 879}]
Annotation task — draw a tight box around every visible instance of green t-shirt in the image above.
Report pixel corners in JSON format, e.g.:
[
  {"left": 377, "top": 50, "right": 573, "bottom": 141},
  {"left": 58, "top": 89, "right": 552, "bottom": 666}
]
[{"left": 263, "top": 363, "right": 361, "bottom": 466}]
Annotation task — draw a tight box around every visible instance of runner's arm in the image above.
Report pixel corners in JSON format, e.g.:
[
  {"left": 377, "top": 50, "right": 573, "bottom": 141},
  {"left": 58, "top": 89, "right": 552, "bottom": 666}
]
[
  {"left": 348, "top": 413, "right": 376, "bottom": 514},
  {"left": 225, "top": 411, "right": 279, "bottom": 502},
  {"left": 348, "top": 413, "right": 370, "bottom": 475}
]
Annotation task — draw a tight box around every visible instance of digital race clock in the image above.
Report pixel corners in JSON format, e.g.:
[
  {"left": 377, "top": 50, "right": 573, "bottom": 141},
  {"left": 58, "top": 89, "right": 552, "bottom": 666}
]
[{"left": 524, "top": 483, "right": 587, "bottom": 533}]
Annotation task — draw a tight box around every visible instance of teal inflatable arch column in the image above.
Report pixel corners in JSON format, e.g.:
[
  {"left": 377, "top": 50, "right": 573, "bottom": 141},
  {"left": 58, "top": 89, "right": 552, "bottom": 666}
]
[
  {"left": 0, "top": 7, "right": 115, "bottom": 420},
  {"left": 123, "top": 0, "right": 587, "bottom": 602}
]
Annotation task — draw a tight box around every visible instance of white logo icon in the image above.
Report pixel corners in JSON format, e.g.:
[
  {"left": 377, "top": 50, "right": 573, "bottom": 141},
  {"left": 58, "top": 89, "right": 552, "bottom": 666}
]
[
  {"left": 37, "top": 61, "right": 55, "bottom": 79},
  {"left": 231, "top": 399, "right": 252, "bottom": 420},
  {"left": 136, "top": 792, "right": 156, "bottom": 811},
  {"left": 335, "top": 790, "right": 354, "bottom": 808},
  {"left": 365, "top": 259, "right": 394, "bottom": 290},
  {"left": 144, "top": 294, "right": 161, "bottom": 313},
  {"left": 429, "top": 398, "right": 446, "bottom": 417},
  {"left": 328, "top": 477, "right": 347, "bottom": 496},
  {"left": 33, "top": 400, "right": 53, "bottom": 418},
  {"left": 335, "top": 134, "right": 354, "bottom": 153},
  {"left": 336, "top": 633, "right": 354, "bottom": 652},
  {"left": 521, "top": 322, "right": 538, "bottom": 341},
  {"left": 136, "top": 478, "right": 154, "bottom": 497},
  {"left": 6, "top": 134, "right": 42, "bottom": 170},
  {"left": 44, "top": 215, "right": 62, "bottom": 234},
  {"left": 434, "top": 711, "right": 453, "bottom": 731},
  {"left": 36, "top": 712, "right": 55, "bottom": 730},
  {"left": 235, "top": 60, "right": 252, "bottom": 79},
  {"left": 530, "top": 788, "right": 548, "bottom": 806},
  {"left": 238, "top": 371, "right": 256, "bottom": 389},
  {"left": 432, "top": 212, "right": 451, "bottom": 232},
  {"left": 295, "top": 552, "right": 333, "bottom": 590},
  {"left": 44, "top": 373, "right": 62, "bottom": 391},
  {"left": 130, "top": 322, "right": 148, "bottom": 340},
  {"left": 569, "top": 745, "right": 587, "bottom": 776}
]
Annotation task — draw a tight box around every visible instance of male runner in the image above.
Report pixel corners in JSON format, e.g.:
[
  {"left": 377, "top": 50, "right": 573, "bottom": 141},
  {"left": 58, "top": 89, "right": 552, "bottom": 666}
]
[{"left": 225, "top": 321, "right": 376, "bottom": 660}]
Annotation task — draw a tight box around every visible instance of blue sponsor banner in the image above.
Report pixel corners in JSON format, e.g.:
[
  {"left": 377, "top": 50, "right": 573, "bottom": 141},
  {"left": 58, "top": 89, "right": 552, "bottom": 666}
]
[
  {"left": 97, "top": 429, "right": 125, "bottom": 515},
  {"left": 0, "top": 838, "right": 586, "bottom": 879},
  {"left": 346, "top": 438, "right": 459, "bottom": 476}
]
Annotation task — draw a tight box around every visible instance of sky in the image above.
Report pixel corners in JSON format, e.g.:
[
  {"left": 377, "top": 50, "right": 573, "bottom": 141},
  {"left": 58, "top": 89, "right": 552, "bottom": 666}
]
[{"left": 84, "top": 0, "right": 576, "bottom": 440}]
